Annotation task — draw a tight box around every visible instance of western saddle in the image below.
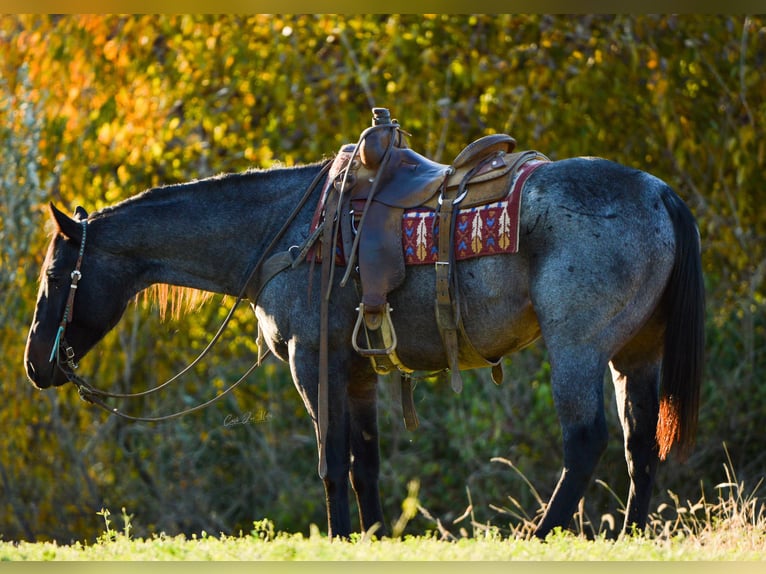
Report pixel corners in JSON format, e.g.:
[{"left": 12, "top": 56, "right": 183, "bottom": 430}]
[{"left": 314, "top": 108, "right": 545, "bottom": 435}]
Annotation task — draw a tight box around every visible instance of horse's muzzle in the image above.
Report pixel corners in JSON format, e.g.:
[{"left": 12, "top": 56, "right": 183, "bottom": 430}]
[
  {"left": 24, "top": 345, "right": 67, "bottom": 389},
  {"left": 25, "top": 358, "right": 48, "bottom": 389},
  {"left": 25, "top": 362, "right": 39, "bottom": 389}
]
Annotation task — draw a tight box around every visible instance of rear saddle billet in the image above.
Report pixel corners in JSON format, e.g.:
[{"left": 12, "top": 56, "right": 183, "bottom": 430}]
[{"left": 316, "top": 108, "right": 543, "bottom": 429}]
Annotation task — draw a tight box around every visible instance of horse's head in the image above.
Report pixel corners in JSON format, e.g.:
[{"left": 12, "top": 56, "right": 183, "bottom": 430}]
[{"left": 24, "top": 204, "right": 132, "bottom": 389}]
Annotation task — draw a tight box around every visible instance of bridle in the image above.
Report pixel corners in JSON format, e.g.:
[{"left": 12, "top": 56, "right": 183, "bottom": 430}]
[
  {"left": 49, "top": 219, "right": 87, "bottom": 374},
  {"left": 47, "top": 213, "right": 261, "bottom": 421},
  {"left": 48, "top": 161, "right": 332, "bottom": 422}
]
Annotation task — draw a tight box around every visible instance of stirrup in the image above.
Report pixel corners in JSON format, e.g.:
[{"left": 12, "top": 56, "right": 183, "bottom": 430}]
[{"left": 352, "top": 302, "right": 397, "bottom": 357}]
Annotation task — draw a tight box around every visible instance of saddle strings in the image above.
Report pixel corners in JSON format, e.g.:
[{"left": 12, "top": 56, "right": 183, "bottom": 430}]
[{"left": 66, "top": 161, "right": 333, "bottom": 422}]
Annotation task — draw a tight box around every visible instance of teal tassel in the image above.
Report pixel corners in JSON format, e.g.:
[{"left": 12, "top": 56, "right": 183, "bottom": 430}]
[{"left": 49, "top": 325, "right": 64, "bottom": 363}]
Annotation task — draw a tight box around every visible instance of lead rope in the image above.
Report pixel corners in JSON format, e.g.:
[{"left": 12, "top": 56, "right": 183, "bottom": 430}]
[{"left": 58, "top": 161, "right": 333, "bottom": 422}]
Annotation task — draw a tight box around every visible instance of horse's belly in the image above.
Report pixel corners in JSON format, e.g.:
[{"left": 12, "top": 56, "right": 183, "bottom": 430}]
[{"left": 388, "top": 255, "right": 539, "bottom": 372}]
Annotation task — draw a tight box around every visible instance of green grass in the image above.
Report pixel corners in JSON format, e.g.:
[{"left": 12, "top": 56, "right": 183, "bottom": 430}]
[
  {"left": 2, "top": 479, "right": 764, "bottom": 561},
  {"left": 1, "top": 524, "right": 764, "bottom": 561}
]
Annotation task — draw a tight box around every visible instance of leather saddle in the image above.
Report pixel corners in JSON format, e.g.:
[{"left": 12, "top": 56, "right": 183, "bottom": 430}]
[
  {"left": 316, "top": 108, "right": 542, "bottom": 425},
  {"left": 328, "top": 110, "right": 522, "bottom": 319},
  {"left": 352, "top": 132, "right": 518, "bottom": 210}
]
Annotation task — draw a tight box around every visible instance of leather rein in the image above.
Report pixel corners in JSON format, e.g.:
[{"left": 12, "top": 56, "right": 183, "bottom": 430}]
[{"left": 50, "top": 161, "right": 332, "bottom": 423}]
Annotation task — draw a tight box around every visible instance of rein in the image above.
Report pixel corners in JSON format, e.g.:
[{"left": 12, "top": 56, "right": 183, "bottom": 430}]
[{"left": 51, "top": 161, "right": 332, "bottom": 422}]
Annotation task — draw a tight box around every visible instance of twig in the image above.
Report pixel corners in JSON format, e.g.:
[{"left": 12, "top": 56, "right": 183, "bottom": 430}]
[
  {"left": 738, "top": 16, "right": 755, "bottom": 128},
  {"left": 337, "top": 25, "right": 375, "bottom": 110},
  {"left": 417, "top": 504, "right": 457, "bottom": 541}
]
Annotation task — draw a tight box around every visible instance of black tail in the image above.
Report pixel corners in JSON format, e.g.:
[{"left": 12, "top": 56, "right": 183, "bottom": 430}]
[{"left": 656, "top": 187, "right": 705, "bottom": 461}]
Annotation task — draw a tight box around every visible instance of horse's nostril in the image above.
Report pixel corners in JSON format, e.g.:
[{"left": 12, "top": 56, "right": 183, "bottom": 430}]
[
  {"left": 25, "top": 359, "right": 36, "bottom": 381},
  {"left": 25, "top": 360, "right": 53, "bottom": 389}
]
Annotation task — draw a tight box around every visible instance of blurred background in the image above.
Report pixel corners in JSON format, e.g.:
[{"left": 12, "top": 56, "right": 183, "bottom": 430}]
[{"left": 1, "top": 14, "right": 763, "bottom": 542}]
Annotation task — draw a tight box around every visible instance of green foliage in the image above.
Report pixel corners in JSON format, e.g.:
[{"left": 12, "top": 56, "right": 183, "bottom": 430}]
[{"left": 0, "top": 15, "right": 764, "bottom": 544}]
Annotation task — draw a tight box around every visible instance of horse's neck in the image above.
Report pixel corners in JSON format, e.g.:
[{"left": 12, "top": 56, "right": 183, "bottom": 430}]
[{"left": 89, "top": 165, "right": 322, "bottom": 296}]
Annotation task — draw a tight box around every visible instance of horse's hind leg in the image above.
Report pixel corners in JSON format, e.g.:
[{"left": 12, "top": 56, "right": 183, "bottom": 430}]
[
  {"left": 534, "top": 345, "right": 609, "bottom": 539},
  {"left": 609, "top": 353, "right": 661, "bottom": 535}
]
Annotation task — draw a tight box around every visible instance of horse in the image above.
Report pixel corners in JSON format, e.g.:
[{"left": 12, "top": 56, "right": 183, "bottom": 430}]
[{"left": 24, "top": 149, "right": 704, "bottom": 540}]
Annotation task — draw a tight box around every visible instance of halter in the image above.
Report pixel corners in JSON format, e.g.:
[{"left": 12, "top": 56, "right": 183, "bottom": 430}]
[{"left": 48, "top": 161, "right": 332, "bottom": 423}]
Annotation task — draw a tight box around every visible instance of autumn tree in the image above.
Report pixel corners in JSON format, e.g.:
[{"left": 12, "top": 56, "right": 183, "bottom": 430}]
[{"left": 0, "top": 15, "right": 763, "bottom": 541}]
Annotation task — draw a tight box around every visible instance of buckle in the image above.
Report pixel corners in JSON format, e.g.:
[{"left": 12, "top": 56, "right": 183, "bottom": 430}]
[
  {"left": 437, "top": 186, "right": 469, "bottom": 207},
  {"left": 64, "top": 344, "right": 78, "bottom": 370}
]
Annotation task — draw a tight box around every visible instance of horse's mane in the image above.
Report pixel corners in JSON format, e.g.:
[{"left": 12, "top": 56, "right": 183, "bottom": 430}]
[
  {"left": 128, "top": 162, "right": 334, "bottom": 320},
  {"left": 139, "top": 284, "right": 213, "bottom": 321},
  {"left": 86, "top": 161, "right": 331, "bottom": 321}
]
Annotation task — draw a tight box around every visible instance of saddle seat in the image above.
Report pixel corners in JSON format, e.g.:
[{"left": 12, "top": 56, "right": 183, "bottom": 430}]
[{"left": 345, "top": 132, "right": 518, "bottom": 211}]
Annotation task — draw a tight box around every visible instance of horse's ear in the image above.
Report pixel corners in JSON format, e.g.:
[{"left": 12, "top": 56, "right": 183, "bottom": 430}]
[
  {"left": 74, "top": 206, "right": 88, "bottom": 222},
  {"left": 49, "top": 202, "right": 85, "bottom": 243}
]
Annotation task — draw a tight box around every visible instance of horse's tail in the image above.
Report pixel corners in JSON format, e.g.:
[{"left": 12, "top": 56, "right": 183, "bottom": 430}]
[{"left": 656, "top": 186, "right": 705, "bottom": 461}]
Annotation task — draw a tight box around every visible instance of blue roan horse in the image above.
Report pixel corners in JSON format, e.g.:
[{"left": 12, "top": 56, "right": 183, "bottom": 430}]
[{"left": 25, "top": 138, "right": 704, "bottom": 539}]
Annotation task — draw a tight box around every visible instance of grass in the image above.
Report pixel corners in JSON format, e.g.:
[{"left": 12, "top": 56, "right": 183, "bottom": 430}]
[
  {"left": 1, "top": 453, "right": 764, "bottom": 561},
  {"left": 1, "top": 522, "right": 763, "bottom": 561}
]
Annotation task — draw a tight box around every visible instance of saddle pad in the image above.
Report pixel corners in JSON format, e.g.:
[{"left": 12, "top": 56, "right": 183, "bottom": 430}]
[
  {"left": 312, "top": 158, "right": 545, "bottom": 266},
  {"left": 403, "top": 200, "right": 516, "bottom": 265},
  {"left": 402, "top": 158, "right": 544, "bottom": 265}
]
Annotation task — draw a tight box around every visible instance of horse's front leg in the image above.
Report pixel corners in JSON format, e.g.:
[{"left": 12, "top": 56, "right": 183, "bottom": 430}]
[
  {"left": 347, "top": 355, "right": 386, "bottom": 536},
  {"left": 288, "top": 340, "right": 352, "bottom": 539}
]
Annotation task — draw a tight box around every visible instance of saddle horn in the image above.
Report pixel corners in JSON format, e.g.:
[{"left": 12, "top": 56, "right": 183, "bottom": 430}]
[{"left": 360, "top": 107, "right": 397, "bottom": 169}]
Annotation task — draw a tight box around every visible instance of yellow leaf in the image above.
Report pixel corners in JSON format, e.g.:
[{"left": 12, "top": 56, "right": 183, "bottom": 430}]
[
  {"left": 103, "top": 38, "right": 118, "bottom": 61},
  {"left": 97, "top": 122, "right": 112, "bottom": 145},
  {"left": 117, "top": 164, "right": 129, "bottom": 185},
  {"left": 134, "top": 96, "right": 149, "bottom": 119}
]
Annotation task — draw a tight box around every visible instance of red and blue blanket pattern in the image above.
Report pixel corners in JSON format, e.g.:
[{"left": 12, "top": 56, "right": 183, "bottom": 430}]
[
  {"left": 402, "top": 199, "right": 519, "bottom": 265},
  {"left": 401, "top": 159, "right": 546, "bottom": 264}
]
